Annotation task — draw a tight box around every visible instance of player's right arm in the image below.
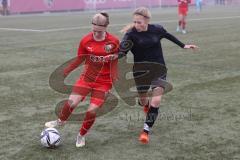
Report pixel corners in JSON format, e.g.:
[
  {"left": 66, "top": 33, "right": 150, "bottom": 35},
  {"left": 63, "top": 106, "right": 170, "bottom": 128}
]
[
  {"left": 117, "top": 32, "right": 133, "bottom": 59},
  {"left": 63, "top": 40, "right": 86, "bottom": 77},
  {"left": 104, "top": 33, "right": 133, "bottom": 60}
]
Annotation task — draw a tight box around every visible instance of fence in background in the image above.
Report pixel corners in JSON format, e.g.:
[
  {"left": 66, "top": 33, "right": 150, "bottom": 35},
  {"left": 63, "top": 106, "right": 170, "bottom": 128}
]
[{"left": 4, "top": 0, "right": 240, "bottom": 14}]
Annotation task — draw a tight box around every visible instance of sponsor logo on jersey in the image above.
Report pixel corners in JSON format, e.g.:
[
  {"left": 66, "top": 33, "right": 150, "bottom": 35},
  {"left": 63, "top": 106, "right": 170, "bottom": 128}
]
[{"left": 90, "top": 55, "right": 107, "bottom": 62}]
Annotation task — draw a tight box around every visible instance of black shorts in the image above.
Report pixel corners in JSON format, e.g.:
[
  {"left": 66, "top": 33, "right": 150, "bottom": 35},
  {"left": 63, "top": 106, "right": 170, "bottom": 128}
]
[
  {"left": 134, "top": 74, "right": 167, "bottom": 93},
  {"left": 133, "top": 62, "right": 167, "bottom": 93}
]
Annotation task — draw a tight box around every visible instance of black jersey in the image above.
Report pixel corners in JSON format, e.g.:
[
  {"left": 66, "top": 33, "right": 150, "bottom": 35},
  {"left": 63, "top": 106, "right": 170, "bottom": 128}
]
[{"left": 122, "top": 24, "right": 185, "bottom": 65}]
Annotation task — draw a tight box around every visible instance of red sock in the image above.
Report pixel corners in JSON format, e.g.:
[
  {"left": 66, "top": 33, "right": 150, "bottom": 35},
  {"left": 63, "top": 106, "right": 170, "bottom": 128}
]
[
  {"left": 80, "top": 111, "right": 96, "bottom": 136},
  {"left": 182, "top": 20, "right": 186, "bottom": 30},
  {"left": 178, "top": 20, "right": 182, "bottom": 27},
  {"left": 59, "top": 101, "right": 74, "bottom": 121}
]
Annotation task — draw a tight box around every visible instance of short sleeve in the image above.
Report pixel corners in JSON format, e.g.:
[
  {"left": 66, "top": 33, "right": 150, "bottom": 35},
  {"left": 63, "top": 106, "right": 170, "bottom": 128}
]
[{"left": 77, "top": 39, "right": 86, "bottom": 57}]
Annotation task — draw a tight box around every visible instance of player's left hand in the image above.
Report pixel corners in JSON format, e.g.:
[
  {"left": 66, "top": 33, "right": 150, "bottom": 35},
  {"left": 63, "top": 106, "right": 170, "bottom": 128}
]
[{"left": 184, "top": 44, "right": 199, "bottom": 50}]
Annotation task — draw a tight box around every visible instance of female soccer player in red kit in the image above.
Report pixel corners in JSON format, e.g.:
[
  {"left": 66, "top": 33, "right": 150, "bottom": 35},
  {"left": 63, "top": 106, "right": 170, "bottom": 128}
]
[
  {"left": 45, "top": 12, "right": 119, "bottom": 148},
  {"left": 177, "top": 0, "right": 191, "bottom": 34}
]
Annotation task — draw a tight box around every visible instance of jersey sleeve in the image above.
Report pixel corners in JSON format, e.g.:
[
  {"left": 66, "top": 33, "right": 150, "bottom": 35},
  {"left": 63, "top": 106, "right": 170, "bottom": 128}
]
[
  {"left": 77, "top": 39, "right": 86, "bottom": 57},
  {"left": 111, "top": 38, "right": 120, "bottom": 54},
  {"left": 154, "top": 24, "right": 168, "bottom": 34},
  {"left": 119, "top": 32, "right": 133, "bottom": 58},
  {"left": 110, "top": 37, "right": 120, "bottom": 81},
  {"left": 155, "top": 24, "right": 185, "bottom": 48}
]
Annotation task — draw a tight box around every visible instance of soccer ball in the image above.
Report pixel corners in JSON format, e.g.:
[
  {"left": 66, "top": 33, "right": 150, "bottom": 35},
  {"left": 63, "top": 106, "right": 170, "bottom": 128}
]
[{"left": 40, "top": 128, "right": 61, "bottom": 148}]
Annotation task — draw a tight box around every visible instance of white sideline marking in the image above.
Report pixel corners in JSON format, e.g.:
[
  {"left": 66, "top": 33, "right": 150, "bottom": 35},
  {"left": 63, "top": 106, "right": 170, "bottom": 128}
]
[
  {"left": 158, "top": 15, "right": 240, "bottom": 23},
  {"left": 0, "top": 27, "right": 43, "bottom": 32},
  {"left": 43, "top": 15, "right": 240, "bottom": 32},
  {"left": 42, "top": 23, "right": 126, "bottom": 32},
  {"left": 1, "top": 15, "right": 240, "bottom": 33}
]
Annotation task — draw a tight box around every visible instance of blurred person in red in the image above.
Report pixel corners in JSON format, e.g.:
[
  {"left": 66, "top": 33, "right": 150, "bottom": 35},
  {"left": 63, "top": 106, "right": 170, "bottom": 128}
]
[
  {"left": 176, "top": 0, "right": 191, "bottom": 34},
  {"left": 45, "top": 11, "right": 119, "bottom": 148}
]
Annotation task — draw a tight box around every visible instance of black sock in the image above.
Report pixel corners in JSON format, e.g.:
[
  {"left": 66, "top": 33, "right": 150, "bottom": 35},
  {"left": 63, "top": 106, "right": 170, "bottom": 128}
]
[{"left": 143, "top": 106, "right": 159, "bottom": 134}]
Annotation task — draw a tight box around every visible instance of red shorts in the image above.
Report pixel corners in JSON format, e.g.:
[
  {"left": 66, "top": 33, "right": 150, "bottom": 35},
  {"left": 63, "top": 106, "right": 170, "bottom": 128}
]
[
  {"left": 72, "top": 76, "right": 112, "bottom": 107},
  {"left": 178, "top": 7, "right": 188, "bottom": 16}
]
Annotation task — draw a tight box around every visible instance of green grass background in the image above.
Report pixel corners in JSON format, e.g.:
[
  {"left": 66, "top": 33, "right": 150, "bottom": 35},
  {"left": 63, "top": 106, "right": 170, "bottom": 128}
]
[{"left": 0, "top": 6, "right": 240, "bottom": 160}]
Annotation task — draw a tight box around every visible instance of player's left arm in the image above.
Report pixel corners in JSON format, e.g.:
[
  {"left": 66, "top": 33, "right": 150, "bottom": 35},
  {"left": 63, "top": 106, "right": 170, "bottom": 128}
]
[
  {"left": 161, "top": 27, "right": 198, "bottom": 50},
  {"left": 104, "top": 38, "right": 120, "bottom": 61}
]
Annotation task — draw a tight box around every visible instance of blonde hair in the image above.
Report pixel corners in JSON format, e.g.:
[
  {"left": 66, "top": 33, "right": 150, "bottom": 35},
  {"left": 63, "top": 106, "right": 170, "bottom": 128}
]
[
  {"left": 92, "top": 11, "right": 109, "bottom": 27},
  {"left": 120, "top": 7, "right": 151, "bottom": 33}
]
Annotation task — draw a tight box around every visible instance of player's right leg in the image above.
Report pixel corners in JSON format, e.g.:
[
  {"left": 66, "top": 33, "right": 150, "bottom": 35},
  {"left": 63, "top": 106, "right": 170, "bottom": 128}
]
[
  {"left": 45, "top": 94, "right": 83, "bottom": 128},
  {"left": 45, "top": 78, "right": 91, "bottom": 128},
  {"left": 182, "top": 16, "right": 187, "bottom": 34},
  {"left": 139, "top": 86, "right": 164, "bottom": 144},
  {"left": 76, "top": 104, "right": 99, "bottom": 147},
  {"left": 181, "top": 9, "right": 188, "bottom": 34},
  {"left": 76, "top": 82, "right": 112, "bottom": 147},
  {"left": 76, "top": 133, "right": 86, "bottom": 147},
  {"left": 133, "top": 66, "right": 151, "bottom": 114}
]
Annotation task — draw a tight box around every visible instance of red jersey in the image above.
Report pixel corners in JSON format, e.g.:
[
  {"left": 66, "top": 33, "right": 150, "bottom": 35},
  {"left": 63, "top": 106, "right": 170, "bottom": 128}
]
[
  {"left": 178, "top": 0, "right": 191, "bottom": 9},
  {"left": 77, "top": 32, "right": 119, "bottom": 83}
]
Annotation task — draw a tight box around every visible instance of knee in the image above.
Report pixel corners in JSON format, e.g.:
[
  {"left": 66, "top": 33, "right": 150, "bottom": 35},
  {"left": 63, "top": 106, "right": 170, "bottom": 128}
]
[
  {"left": 87, "top": 104, "right": 99, "bottom": 115},
  {"left": 68, "top": 94, "right": 83, "bottom": 108},
  {"left": 151, "top": 101, "right": 161, "bottom": 107},
  {"left": 139, "top": 97, "right": 148, "bottom": 105},
  {"left": 150, "top": 97, "right": 162, "bottom": 107},
  {"left": 68, "top": 99, "right": 79, "bottom": 108},
  {"left": 88, "top": 110, "right": 97, "bottom": 117}
]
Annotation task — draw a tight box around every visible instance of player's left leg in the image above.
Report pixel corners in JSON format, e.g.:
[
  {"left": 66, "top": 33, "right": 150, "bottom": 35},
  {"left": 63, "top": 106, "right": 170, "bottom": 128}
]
[
  {"left": 182, "top": 10, "right": 188, "bottom": 34},
  {"left": 139, "top": 86, "right": 164, "bottom": 144},
  {"left": 177, "top": 13, "right": 184, "bottom": 32},
  {"left": 182, "top": 16, "right": 187, "bottom": 34},
  {"left": 76, "top": 104, "right": 99, "bottom": 147},
  {"left": 76, "top": 82, "right": 112, "bottom": 147}
]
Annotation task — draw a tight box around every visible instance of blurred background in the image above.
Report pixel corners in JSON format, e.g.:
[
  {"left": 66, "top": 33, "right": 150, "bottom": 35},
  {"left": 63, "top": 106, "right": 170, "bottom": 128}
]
[{"left": 0, "top": 0, "right": 240, "bottom": 15}]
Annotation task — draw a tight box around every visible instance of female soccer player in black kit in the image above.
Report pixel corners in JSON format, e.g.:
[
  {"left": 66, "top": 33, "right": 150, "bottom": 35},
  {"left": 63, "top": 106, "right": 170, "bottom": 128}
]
[{"left": 112, "top": 7, "right": 198, "bottom": 144}]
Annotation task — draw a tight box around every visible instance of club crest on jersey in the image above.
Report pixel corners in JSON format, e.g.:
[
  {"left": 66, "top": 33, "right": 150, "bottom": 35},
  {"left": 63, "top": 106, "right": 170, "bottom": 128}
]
[{"left": 104, "top": 43, "right": 116, "bottom": 53}]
